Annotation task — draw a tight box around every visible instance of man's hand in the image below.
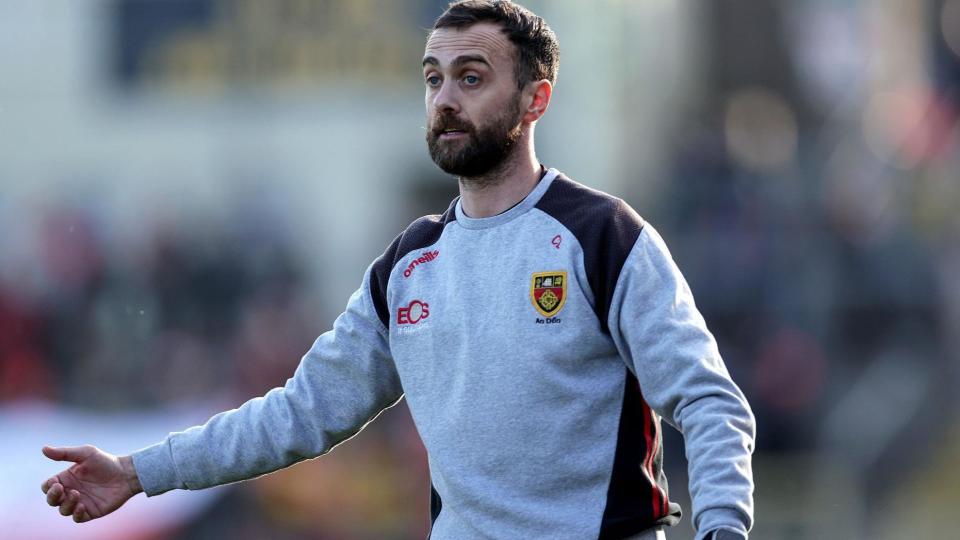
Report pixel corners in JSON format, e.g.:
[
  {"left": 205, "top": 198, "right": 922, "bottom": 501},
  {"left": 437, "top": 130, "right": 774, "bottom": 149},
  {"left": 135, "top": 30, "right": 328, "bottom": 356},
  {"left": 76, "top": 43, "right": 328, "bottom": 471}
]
[{"left": 40, "top": 445, "right": 143, "bottom": 523}]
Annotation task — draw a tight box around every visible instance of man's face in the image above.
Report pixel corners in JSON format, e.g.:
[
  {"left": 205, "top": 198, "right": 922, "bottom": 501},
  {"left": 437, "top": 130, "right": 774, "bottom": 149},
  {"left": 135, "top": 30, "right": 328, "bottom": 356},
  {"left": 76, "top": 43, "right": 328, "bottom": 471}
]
[{"left": 423, "top": 22, "right": 526, "bottom": 178}]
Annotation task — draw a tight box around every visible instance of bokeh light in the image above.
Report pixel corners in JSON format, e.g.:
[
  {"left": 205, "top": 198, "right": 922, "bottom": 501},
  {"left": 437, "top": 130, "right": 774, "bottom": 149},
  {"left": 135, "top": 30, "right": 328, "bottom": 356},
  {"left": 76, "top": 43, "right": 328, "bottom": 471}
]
[{"left": 723, "top": 87, "right": 799, "bottom": 173}]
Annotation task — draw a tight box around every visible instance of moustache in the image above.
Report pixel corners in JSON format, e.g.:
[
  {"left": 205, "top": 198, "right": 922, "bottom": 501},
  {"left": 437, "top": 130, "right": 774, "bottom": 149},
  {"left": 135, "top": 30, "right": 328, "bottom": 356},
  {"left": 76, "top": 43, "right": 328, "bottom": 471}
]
[{"left": 430, "top": 115, "right": 475, "bottom": 137}]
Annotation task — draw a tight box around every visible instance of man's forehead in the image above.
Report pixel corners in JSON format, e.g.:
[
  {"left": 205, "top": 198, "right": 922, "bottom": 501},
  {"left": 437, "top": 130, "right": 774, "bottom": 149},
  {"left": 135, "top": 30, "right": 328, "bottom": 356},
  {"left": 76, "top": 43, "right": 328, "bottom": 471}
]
[{"left": 423, "top": 22, "right": 513, "bottom": 66}]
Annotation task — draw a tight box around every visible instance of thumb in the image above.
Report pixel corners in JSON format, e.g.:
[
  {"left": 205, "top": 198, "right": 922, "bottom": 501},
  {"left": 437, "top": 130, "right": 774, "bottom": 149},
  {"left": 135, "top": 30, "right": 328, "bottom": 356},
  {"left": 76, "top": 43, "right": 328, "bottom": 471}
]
[{"left": 42, "top": 445, "right": 94, "bottom": 463}]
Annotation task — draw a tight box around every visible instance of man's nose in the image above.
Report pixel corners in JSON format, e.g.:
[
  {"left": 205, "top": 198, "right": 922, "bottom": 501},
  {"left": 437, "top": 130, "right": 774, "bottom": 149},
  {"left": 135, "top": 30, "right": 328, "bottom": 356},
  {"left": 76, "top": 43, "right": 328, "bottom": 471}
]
[{"left": 433, "top": 80, "right": 460, "bottom": 114}]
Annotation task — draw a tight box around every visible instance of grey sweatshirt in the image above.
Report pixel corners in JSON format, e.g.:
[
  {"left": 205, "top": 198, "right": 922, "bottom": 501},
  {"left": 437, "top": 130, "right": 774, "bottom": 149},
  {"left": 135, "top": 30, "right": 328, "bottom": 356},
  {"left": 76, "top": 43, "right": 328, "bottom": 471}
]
[{"left": 132, "top": 169, "right": 755, "bottom": 540}]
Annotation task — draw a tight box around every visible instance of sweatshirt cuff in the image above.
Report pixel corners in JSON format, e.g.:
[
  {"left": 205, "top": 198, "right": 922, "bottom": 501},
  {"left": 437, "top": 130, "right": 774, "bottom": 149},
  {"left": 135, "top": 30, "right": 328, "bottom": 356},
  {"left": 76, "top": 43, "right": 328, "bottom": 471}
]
[
  {"left": 131, "top": 440, "right": 186, "bottom": 496},
  {"left": 695, "top": 508, "right": 750, "bottom": 540}
]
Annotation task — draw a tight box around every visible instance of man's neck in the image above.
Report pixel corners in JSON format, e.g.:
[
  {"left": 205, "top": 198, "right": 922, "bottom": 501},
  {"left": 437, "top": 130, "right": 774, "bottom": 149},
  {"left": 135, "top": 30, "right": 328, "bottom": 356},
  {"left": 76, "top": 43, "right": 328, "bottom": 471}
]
[{"left": 458, "top": 144, "right": 543, "bottom": 218}]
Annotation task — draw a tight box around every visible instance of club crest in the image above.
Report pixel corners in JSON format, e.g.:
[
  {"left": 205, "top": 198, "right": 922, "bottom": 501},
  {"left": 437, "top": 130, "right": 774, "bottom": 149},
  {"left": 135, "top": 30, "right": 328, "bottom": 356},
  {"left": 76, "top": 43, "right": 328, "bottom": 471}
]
[{"left": 530, "top": 271, "right": 567, "bottom": 317}]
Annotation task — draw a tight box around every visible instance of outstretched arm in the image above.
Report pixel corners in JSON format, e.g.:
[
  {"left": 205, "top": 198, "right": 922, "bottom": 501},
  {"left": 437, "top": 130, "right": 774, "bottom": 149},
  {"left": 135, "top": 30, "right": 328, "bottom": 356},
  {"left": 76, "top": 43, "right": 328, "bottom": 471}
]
[
  {"left": 42, "top": 266, "right": 402, "bottom": 521},
  {"left": 40, "top": 445, "right": 142, "bottom": 523},
  {"left": 131, "top": 267, "right": 402, "bottom": 495}
]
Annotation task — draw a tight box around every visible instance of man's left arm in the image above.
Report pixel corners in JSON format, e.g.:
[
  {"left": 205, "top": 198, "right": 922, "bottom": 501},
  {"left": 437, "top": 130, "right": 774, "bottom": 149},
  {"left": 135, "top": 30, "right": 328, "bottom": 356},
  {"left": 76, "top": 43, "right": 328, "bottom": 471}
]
[{"left": 607, "top": 224, "right": 756, "bottom": 540}]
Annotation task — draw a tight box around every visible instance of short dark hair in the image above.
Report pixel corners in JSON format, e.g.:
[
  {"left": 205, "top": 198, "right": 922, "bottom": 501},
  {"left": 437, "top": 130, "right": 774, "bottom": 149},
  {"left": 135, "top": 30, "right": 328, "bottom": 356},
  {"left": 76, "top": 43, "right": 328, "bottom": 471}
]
[{"left": 432, "top": 0, "right": 559, "bottom": 90}]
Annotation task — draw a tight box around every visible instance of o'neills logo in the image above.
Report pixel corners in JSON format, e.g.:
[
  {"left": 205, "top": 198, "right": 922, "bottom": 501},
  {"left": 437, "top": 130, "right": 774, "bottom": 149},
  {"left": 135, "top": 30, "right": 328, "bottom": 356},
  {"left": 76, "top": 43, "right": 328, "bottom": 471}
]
[
  {"left": 397, "top": 299, "right": 430, "bottom": 325},
  {"left": 403, "top": 250, "right": 440, "bottom": 278}
]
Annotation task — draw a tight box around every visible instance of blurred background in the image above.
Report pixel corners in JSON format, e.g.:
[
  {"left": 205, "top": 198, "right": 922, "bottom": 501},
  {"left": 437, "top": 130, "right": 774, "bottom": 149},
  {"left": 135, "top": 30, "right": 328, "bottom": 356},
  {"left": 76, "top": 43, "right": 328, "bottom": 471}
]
[{"left": 1, "top": 0, "right": 958, "bottom": 538}]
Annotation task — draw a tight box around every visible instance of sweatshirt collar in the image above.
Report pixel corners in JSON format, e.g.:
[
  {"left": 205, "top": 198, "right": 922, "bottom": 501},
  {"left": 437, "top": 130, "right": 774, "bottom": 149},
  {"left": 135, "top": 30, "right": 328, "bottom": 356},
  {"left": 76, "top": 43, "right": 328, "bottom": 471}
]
[{"left": 454, "top": 167, "right": 559, "bottom": 230}]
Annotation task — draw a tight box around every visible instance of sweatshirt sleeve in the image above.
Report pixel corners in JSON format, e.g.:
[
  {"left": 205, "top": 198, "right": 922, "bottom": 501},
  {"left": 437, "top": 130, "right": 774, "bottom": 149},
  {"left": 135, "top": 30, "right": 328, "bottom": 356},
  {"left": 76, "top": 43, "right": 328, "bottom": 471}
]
[
  {"left": 131, "top": 266, "right": 402, "bottom": 496},
  {"left": 606, "top": 224, "right": 756, "bottom": 539}
]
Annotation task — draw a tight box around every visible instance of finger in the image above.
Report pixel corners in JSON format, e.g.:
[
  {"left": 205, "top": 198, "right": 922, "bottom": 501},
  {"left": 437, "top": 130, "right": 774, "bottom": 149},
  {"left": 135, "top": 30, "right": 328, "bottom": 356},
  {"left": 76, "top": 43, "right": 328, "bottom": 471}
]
[
  {"left": 46, "top": 483, "right": 64, "bottom": 506},
  {"left": 73, "top": 503, "right": 90, "bottom": 523},
  {"left": 41, "top": 476, "right": 56, "bottom": 494},
  {"left": 43, "top": 445, "right": 94, "bottom": 463},
  {"left": 59, "top": 490, "right": 79, "bottom": 517}
]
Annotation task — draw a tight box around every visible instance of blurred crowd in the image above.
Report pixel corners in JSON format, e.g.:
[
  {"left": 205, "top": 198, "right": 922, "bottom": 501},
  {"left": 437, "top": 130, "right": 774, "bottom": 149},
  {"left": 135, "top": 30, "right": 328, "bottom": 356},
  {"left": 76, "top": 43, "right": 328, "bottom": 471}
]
[
  {"left": 0, "top": 197, "right": 310, "bottom": 407},
  {"left": 3, "top": 0, "right": 960, "bottom": 539}
]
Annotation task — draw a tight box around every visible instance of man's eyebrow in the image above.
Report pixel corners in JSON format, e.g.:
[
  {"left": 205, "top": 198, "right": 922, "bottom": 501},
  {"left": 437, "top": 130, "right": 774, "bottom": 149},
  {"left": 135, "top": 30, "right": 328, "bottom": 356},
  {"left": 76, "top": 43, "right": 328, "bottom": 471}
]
[{"left": 422, "top": 54, "right": 492, "bottom": 69}]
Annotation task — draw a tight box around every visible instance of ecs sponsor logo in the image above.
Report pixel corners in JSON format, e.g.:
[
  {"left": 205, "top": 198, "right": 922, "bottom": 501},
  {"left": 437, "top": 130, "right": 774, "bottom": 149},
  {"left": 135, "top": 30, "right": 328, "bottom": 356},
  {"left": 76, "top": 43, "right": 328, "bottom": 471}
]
[
  {"left": 403, "top": 250, "right": 440, "bottom": 278},
  {"left": 397, "top": 299, "right": 430, "bottom": 325}
]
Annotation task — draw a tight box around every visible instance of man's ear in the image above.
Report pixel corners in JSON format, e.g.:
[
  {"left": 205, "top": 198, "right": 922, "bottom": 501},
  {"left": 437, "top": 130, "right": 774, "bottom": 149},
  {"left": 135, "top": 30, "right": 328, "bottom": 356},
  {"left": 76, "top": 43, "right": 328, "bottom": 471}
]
[{"left": 522, "top": 79, "right": 553, "bottom": 123}]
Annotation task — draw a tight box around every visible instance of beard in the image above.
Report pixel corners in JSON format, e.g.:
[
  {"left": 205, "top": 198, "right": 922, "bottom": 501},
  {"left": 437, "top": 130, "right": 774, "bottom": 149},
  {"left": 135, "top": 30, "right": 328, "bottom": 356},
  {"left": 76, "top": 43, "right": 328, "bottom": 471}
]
[{"left": 426, "top": 94, "right": 524, "bottom": 179}]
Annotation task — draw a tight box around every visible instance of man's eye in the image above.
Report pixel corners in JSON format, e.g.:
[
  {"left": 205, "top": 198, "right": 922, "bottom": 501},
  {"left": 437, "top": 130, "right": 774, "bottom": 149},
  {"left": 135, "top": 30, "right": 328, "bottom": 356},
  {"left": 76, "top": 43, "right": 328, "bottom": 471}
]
[
  {"left": 463, "top": 75, "right": 479, "bottom": 85},
  {"left": 426, "top": 75, "right": 441, "bottom": 87}
]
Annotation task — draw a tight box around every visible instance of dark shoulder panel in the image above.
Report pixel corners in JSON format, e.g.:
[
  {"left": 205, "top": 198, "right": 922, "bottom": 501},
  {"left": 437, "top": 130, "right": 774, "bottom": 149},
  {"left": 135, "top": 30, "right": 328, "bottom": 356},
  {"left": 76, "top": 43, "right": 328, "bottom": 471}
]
[
  {"left": 535, "top": 174, "right": 644, "bottom": 334},
  {"left": 368, "top": 201, "right": 456, "bottom": 326}
]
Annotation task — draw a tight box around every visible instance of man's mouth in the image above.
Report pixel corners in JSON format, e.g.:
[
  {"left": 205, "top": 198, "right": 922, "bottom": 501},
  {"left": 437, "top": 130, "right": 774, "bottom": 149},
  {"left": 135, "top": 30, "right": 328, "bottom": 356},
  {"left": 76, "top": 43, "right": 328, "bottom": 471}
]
[{"left": 438, "top": 129, "right": 467, "bottom": 139}]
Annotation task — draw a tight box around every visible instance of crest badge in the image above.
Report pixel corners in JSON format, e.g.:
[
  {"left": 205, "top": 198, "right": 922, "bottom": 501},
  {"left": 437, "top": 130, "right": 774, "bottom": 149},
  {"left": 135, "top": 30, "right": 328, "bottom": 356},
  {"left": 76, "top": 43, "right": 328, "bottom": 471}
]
[{"left": 530, "top": 271, "right": 567, "bottom": 317}]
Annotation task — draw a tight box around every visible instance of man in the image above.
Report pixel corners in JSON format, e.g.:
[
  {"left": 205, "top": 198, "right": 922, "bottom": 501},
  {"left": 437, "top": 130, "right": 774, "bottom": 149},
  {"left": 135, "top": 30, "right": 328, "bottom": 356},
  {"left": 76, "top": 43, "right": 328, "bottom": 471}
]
[{"left": 41, "top": 2, "right": 755, "bottom": 539}]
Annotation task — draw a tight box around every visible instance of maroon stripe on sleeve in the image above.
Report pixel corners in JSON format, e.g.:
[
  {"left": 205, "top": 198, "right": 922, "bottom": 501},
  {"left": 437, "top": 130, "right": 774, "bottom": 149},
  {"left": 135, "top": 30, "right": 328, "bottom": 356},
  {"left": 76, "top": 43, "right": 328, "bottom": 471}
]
[{"left": 597, "top": 370, "right": 680, "bottom": 538}]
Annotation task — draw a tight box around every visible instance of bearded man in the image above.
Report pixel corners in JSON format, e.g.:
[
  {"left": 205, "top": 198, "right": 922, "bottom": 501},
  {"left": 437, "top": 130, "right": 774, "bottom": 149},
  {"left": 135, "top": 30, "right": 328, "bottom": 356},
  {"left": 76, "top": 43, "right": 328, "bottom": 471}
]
[{"left": 42, "top": 2, "right": 755, "bottom": 539}]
